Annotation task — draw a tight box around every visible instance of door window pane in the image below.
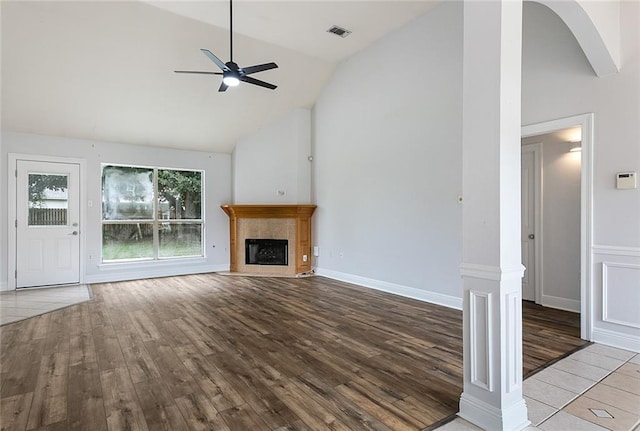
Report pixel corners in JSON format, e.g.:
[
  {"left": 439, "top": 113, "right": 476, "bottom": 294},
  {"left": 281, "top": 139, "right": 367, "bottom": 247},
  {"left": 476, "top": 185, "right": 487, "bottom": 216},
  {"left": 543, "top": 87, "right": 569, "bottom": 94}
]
[
  {"left": 28, "top": 173, "right": 68, "bottom": 226},
  {"left": 102, "top": 166, "right": 154, "bottom": 220},
  {"left": 159, "top": 224, "right": 202, "bottom": 258},
  {"left": 102, "top": 224, "right": 154, "bottom": 261}
]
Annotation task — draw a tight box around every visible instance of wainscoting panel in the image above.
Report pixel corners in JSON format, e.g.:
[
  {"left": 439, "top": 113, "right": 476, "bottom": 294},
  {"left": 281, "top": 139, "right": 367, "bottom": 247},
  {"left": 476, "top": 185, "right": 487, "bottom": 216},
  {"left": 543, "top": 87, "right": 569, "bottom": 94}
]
[
  {"left": 602, "top": 262, "right": 640, "bottom": 329},
  {"left": 470, "top": 291, "right": 492, "bottom": 391},
  {"left": 506, "top": 291, "right": 522, "bottom": 393},
  {"left": 592, "top": 245, "right": 640, "bottom": 352}
]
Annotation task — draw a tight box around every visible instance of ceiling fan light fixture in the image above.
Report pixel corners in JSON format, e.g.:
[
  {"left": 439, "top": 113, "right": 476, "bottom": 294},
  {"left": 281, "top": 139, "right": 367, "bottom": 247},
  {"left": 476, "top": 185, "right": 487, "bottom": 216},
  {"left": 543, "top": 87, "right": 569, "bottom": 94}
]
[{"left": 223, "top": 74, "right": 240, "bottom": 87}]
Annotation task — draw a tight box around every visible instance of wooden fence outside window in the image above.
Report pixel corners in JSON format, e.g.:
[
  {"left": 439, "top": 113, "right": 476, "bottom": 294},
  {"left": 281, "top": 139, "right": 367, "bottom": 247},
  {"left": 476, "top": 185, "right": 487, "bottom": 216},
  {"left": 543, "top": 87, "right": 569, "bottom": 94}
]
[{"left": 29, "top": 208, "right": 67, "bottom": 226}]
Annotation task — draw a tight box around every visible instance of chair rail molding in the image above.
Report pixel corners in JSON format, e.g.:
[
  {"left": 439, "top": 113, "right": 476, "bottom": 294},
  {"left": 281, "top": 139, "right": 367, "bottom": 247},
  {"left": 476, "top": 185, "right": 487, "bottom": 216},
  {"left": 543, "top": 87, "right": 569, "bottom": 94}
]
[{"left": 593, "top": 245, "right": 640, "bottom": 257}]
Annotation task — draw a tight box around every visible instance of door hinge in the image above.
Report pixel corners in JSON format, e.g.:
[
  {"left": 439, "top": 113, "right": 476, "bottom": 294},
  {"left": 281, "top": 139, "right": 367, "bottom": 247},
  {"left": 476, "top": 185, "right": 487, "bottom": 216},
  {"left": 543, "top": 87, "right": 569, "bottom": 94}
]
[
  {"left": 15, "top": 219, "right": 18, "bottom": 228},
  {"left": 15, "top": 169, "right": 18, "bottom": 178},
  {"left": 15, "top": 270, "right": 17, "bottom": 279}
]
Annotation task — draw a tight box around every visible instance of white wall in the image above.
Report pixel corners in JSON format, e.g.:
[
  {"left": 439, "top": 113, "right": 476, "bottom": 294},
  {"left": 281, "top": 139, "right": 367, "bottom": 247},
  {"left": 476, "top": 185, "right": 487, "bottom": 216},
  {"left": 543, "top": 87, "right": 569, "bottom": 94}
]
[
  {"left": 522, "top": 131, "right": 582, "bottom": 310},
  {"left": 523, "top": 1, "right": 640, "bottom": 350},
  {"left": 0, "top": 138, "right": 4, "bottom": 290},
  {"left": 1, "top": 132, "right": 232, "bottom": 289},
  {"left": 312, "top": 1, "right": 464, "bottom": 309},
  {"left": 233, "top": 108, "right": 311, "bottom": 204}
]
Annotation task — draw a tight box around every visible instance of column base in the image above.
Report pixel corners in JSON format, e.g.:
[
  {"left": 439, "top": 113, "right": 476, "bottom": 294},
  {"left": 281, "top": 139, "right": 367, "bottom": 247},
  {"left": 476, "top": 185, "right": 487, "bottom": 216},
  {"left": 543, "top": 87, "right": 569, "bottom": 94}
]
[{"left": 459, "top": 393, "right": 530, "bottom": 431}]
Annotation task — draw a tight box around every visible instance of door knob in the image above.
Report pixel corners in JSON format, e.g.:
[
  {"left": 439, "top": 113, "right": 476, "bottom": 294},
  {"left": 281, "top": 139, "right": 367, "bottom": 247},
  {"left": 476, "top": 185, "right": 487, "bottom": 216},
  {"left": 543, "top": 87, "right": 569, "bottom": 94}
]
[
  {"left": 528, "top": 234, "right": 535, "bottom": 239},
  {"left": 69, "top": 231, "right": 78, "bottom": 236}
]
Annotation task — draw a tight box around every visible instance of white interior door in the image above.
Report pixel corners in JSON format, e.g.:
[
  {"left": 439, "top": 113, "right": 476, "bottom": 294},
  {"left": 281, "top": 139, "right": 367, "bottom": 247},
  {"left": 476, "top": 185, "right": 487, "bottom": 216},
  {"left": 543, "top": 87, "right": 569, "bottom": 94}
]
[
  {"left": 521, "top": 149, "right": 536, "bottom": 301},
  {"left": 16, "top": 160, "right": 80, "bottom": 288}
]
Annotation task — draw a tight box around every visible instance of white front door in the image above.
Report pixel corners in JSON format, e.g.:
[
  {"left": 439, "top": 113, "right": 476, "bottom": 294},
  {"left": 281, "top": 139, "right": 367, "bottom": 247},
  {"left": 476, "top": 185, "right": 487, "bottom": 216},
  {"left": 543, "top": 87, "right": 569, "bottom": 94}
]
[
  {"left": 16, "top": 160, "right": 80, "bottom": 288},
  {"left": 521, "top": 148, "right": 536, "bottom": 301}
]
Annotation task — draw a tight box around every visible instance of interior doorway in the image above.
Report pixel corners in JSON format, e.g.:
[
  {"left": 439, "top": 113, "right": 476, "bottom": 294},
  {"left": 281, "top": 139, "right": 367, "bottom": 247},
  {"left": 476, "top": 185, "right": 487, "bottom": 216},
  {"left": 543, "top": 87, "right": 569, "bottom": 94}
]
[
  {"left": 521, "top": 128, "right": 582, "bottom": 310},
  {"left": 521, "top": 114, "right": 593, "bottom": 340}
]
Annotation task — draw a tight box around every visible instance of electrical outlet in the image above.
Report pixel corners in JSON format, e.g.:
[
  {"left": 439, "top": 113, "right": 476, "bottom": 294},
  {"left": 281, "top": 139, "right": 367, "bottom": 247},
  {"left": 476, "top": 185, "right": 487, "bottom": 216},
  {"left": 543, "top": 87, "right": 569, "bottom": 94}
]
[{"left": 303, "top": 255, "right": 308, "bottom": 262}]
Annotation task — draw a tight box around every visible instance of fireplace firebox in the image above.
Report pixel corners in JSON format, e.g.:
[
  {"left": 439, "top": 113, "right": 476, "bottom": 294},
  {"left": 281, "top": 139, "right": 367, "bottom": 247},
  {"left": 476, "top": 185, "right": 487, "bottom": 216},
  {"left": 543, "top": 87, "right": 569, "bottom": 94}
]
[{"left": 245, "top": 239, "right": 288, "bottom": 266}]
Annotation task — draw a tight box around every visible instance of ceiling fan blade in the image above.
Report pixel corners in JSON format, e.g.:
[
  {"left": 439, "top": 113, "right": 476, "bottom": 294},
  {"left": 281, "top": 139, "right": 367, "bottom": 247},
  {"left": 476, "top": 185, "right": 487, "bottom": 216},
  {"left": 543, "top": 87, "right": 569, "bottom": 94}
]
[
  {"left": 240, "top": 76, "right": 277, "bottom": 90},
  {"left": 241, "top": 62, "right": 278, "bottom": 75},
  {"left": 218, "top": 81, "right": 229, "bottom": 92},
  {"left": 174, "top": 70, "right": 223, "bottom": 75},
  {"left": 201, "top": 49, "right": 228, "bottom": 71}
]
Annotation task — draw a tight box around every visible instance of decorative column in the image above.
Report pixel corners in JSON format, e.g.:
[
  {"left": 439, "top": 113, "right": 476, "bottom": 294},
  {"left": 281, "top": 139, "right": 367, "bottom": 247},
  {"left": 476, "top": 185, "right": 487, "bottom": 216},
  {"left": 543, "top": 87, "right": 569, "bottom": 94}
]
[{"left": 458, "top": 1, "right": 529, "bottom": 430}]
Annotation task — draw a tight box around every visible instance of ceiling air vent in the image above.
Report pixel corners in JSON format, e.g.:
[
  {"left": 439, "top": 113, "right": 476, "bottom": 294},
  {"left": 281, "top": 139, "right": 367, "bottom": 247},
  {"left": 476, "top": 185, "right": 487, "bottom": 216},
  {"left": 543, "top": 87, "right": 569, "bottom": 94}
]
[{"left": 327, "top": 25, "right": 352, "bottom": 38}]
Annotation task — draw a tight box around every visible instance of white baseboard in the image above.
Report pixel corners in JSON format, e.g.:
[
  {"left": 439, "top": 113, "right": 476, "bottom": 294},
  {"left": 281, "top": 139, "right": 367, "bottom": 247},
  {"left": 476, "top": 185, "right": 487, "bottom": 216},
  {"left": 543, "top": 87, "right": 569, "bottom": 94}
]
[
  {"left": 85, "top": 264, "right": 229, "bottom": 284},
  {"left": 591, "top": 327, "right": 640, "bottom": 353},
  {"left": 210, "top": 264, "right": 231, "bottom": 273},
  {"left": 0, "top": 280, "right": 9, "bottom": 292},
  {"left": 541, "top": 294, "right": 581, "bottom": 313},
  {"left": 459, "top": 392, "right": 530, "bottom": 431},
  {"left": 316, "top": 268, "right": 462, "bottom": 310}
]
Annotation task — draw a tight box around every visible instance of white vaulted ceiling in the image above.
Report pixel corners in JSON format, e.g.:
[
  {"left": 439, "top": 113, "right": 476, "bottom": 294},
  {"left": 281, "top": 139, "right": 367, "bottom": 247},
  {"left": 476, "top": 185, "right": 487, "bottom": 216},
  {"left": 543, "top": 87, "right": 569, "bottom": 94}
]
[{"left": 1, "top": 1, "right": 438, "bottom": 153}]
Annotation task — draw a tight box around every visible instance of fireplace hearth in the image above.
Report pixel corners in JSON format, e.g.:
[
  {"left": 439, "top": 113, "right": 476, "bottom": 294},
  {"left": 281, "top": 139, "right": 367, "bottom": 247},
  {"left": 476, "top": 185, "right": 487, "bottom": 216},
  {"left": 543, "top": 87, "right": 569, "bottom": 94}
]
[{"left": 245, "top": 239, "right": 288, "bottom": 266}]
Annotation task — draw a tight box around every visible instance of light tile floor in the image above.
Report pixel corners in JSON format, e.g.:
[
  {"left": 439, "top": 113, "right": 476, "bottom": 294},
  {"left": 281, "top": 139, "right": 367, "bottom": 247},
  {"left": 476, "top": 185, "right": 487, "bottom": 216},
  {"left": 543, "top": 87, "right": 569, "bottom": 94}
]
[
  {"left": 437, "top": 343, "right": 640, "bottom": 431},
  {"left": 0, "top": 289, "right": 637, "bottom": 430},
  {"left": 0, "top": 284, "right": 92, "bottom": 325}
]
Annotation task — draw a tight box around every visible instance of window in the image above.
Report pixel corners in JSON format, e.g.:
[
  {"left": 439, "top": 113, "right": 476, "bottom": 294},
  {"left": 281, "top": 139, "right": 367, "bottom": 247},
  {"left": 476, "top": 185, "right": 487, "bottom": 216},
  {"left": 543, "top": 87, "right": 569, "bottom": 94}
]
[
  {"left": 101, "top": 165, "right": 203, "bottom": 262},
  {"left": 28, "top": 173, "right": 68, "bottom": 226}
]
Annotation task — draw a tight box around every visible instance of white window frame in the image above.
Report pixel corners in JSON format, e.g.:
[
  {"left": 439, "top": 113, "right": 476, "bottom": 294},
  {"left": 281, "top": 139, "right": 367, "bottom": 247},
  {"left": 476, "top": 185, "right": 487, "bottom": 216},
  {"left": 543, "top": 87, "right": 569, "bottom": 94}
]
[{"left": 101, "top": 163, "right": 204, "bottom": 263}]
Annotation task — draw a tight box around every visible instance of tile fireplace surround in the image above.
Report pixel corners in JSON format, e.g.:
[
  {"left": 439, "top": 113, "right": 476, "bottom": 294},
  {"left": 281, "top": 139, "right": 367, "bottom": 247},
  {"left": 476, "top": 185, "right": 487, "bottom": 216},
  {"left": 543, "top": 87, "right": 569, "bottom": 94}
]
[{"left": 220, "top": 204, "right": 317, "bottom": 276}]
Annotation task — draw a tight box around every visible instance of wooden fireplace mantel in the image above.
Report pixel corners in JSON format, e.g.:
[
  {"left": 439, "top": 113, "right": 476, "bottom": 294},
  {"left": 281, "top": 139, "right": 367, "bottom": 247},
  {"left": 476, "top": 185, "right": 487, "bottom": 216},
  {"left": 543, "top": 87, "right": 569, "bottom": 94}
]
[{"left": 221, "top": 204, "right": 317, "bottom": 275}]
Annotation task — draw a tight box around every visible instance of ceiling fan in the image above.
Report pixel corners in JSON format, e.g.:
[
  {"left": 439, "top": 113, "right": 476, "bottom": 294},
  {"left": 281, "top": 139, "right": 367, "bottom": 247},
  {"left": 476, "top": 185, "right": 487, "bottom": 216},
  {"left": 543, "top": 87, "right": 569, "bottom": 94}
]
[{"left": 175, "top": 0, "right": 278, "bottom": 92}]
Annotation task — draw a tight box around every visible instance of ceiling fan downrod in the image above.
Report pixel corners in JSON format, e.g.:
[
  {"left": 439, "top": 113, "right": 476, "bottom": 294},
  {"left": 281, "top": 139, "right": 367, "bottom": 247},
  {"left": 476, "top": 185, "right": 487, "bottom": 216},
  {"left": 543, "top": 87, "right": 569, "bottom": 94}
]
[
  {"left": 229, "top": 0, "right": 233, "bottom": 63},
  {"left": 174, "top": 0, "right": 279, "bottom": 91}
]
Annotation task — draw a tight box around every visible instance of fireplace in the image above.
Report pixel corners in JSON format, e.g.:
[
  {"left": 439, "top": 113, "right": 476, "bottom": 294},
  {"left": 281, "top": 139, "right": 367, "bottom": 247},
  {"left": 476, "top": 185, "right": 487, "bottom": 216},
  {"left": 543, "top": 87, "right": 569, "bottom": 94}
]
[
  {"left": 245, "top": 239, "right": 288, "bottom": 266},
  {"left": 220, "top": 204, "right": 316, "bottom": 276}
]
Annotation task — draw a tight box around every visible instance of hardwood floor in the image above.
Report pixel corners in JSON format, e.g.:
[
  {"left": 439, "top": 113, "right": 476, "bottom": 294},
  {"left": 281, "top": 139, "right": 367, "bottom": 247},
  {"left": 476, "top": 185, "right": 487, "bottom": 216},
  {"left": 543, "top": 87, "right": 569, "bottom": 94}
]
[
  {"left": 522, "top": 300, "right": 585, "bottom": 377},
  {"left": 0, "top": 274, "right": 587, "bottom": 431}
]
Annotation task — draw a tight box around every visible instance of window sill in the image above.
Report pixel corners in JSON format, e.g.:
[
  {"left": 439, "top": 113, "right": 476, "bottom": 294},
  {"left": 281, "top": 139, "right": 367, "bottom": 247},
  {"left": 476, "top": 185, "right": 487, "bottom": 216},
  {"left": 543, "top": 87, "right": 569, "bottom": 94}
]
[{"left": 98, "top": 256, "right": 207, "bottom": 271}]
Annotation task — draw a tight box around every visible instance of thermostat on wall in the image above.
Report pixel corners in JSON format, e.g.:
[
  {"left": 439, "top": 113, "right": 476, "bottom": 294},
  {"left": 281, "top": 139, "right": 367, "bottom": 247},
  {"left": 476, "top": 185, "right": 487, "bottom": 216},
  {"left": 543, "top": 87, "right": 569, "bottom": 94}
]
[{"left": 616, "top": 172, "right": 637, "bottom": 189}]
